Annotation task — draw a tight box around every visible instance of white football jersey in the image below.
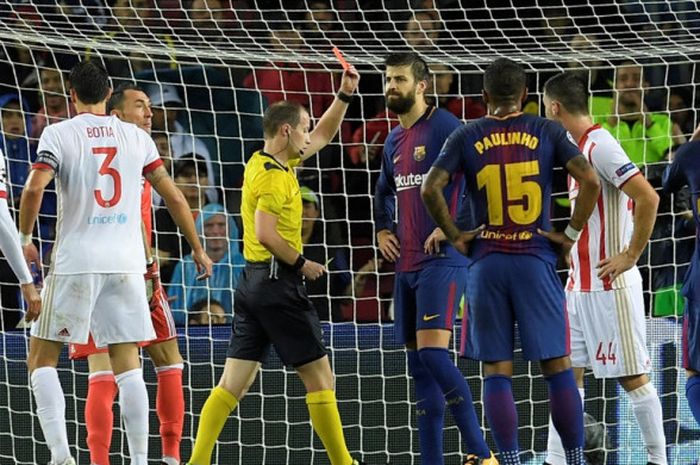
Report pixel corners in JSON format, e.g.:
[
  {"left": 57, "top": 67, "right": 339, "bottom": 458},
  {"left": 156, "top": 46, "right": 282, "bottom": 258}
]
[
  {"left": 0, "top": 147, "right": 8, "bottom": 197},
  {"left": 36, "top": 113, "right": 162, "bottom": 274},
  {"left": 567, "top": 125, "right": 642, "bottom": 292}
]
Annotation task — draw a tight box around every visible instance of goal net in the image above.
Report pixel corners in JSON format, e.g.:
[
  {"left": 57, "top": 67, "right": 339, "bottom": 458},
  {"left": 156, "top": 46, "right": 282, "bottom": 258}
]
[{"left": 0, "top": 0, "right": 699, "bottom": 464}]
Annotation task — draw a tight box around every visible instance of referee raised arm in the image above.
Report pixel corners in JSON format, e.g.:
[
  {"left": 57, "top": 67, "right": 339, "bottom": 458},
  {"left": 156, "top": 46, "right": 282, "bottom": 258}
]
[{"left": 187, "top": 65, "right": 365, "bottom": 465}]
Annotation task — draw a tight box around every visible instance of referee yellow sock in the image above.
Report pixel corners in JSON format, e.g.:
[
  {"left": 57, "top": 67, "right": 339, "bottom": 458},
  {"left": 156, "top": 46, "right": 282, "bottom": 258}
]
[
  {"left": 306, "top": 389, "right": 353, "bottom": 465},
  {"left": 189, "top": 386, "right": 238, "bottom": 465}
]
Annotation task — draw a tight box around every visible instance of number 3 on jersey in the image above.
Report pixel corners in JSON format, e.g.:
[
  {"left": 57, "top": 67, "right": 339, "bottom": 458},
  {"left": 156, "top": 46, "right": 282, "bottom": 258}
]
[
  {"left": 476, "top": 160, "right": 542, "bottom": 225},
  {"left": 92, "top": 147, "right": 121, "bottom": 208}
]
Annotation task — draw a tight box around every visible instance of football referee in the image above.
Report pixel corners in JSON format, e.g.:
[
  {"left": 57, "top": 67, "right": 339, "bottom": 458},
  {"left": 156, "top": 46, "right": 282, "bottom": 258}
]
[{"left": 187, "top": 64, "right": 363, "bottom": 465}]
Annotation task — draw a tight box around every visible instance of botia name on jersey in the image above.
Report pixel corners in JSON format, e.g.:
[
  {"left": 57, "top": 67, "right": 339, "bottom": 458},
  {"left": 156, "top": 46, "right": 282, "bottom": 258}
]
[
  {"left": 87, "top": 213, "right": 128, "bottom": 225},
  {"left": 86, "top": 126, "right": 115, "bottom": 138},
  {"left": 395, "top": 172, "right": 427, "bottom": 191}
]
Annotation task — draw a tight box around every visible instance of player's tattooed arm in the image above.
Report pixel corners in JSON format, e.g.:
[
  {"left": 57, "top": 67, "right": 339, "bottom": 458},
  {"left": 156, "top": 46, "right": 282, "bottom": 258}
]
[
  {"left": 145, "top": 165, "right": 168, "bottom": 189},
  {"left": 421, "top": 166, "right": 460, "bottom": 241},
  {"left": 565, "top": 154, "right": 600, "bottom": 231}
]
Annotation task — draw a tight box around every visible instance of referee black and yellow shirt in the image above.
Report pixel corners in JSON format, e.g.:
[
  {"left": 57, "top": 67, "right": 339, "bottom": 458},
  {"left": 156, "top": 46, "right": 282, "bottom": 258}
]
[{"left": 241, "top": 151, "right": 303, "bottom": 262}]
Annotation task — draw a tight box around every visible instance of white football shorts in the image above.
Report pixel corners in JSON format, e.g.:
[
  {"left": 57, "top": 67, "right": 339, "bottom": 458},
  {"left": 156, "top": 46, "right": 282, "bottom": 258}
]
[
  {"left": 567, "top": 281, "right": 652, "bottom": 378},
  {"left": 30, "top": 273, "right": 155, "bottom": 347}
]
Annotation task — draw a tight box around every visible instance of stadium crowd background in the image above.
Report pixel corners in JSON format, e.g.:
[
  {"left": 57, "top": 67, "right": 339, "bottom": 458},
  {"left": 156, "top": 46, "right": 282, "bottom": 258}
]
[{"left": 0, "top": 0, "right": 698, "bottom": 331}]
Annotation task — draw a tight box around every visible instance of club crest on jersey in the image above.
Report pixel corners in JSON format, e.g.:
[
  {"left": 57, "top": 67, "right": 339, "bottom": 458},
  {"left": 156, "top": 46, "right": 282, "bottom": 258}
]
[{"left": 413, "top": 145, "right": 426, "bottom": 161}]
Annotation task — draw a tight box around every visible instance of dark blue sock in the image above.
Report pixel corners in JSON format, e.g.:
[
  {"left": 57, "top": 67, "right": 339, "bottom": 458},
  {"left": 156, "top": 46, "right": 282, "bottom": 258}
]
[
  {"left": 483, "top": 375, "right": 520, "bottom": 465},
  {"left": 418, "top": 348, "right": 490, "bottom": 458},
  {"left": 686, "top": 375, "right": 700, "bottom": 426},
  {"left": 407, "top": 350, "right": 445, "bottom": 464},
  {"left": 545, "top": 369, "right": 584, "bottom": 465}
]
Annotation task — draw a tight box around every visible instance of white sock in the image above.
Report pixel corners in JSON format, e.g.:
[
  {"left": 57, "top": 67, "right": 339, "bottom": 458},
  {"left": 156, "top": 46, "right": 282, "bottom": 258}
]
[
  {"left": 115, "top": 368, "right": 149, "bottom": 465},
  {"left": 546, "top": 387, "right": 584, "bottom": 465},
  {"left": 31, "top": 367, "right": 71, "bottom": 464},
  {"left": 629, "top": 383, "right": 667, "bottom": 465}
]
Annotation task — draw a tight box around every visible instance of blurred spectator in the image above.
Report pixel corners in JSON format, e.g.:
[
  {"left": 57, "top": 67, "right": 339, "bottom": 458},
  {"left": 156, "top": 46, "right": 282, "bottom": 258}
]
[
  {"left": 536, "top": 5, "right": 573, "bottom": 46},
  {"left": 0, "top": 44, "right": 42, "bottom": 100},
  {"left": 32, "top": 66, "right": 75, "bottom": 140},
  {"left": 148, "top": 84, "right": 217, "bottom": 202},
  {"left": 54, "top": 0, "right": 108, "bottom": 31},
  {"left": 566, "top": 34, "right": 614, "bottom": 116},
  {"left": 152, "top": 130, "right": 174, "bottom": 174},
  {"left": 428, "top": 63, "right": 485, "bottom": 121},
  {"left": 168, "top": 203, "right": 244, "bottom": 325},
  {"left": 243, "top": 26, "right": 339, "bottom": 122},
  {"left": 669, "top": 87, "right": 697, "bottom": 136},
  {"left": 405, "top": 11, "right": 441, "bottom": 50},
  {"left": 300, "top": 0, "right": 350, "bottom": 48},
  {"left": 154, "top": 154, "right": 210, "bottom": 281},
  {"left": 0, "top": 7, "right": 49, "bottom": 99},
  {"left": 347, "top": 109, "right": 398, "bottom": 166},
  {"left": 0, "top": 94, "right": 32, "bottom": 205},
  {"left": 89, "top": 0, "right": 176, "bottom": 80},
  {"left": 244, "top": 24, "right": 347, "bottom": 207},
  {"left": 594, "top": 61, "right": 684, "bottom": 167},
  {"left": 299, "top": 186, "right": 352, "bottom": 321},
  {"left": 0, "top": 93, "right": 56, "bottom": 250},
  {"left": 136, "top": 64, "right": 265, "bottom": 187},
  {"left": 188, "top": 0, "right": 226, "bottom": 43},
  {"left": 303, "top": 0, "right": 336, "bottom": 35},
  {"left": 340, "top": 253, "right": 394, "bottom": 323},
  {"left": 345, "top": 106, "right": 398, "bottom": 240},
  {"left": 188, "top": 298, "right": 228, "bottom": 326}
]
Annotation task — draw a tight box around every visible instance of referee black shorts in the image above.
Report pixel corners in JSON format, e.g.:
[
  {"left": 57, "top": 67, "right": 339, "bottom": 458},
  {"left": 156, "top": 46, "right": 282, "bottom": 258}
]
[{"left": 227, "top": 260, "right": 327, "bottom": 367}]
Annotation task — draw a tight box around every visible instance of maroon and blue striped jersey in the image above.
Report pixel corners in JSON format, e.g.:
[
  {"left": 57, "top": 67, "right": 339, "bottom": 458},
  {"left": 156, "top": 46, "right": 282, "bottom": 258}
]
[
  {"left": 433, "top": 112, "right": 581, "bottom": 264},
  {"left": 663, "top": 140, "right": 700, "bottom": 267},
  {"left": 374, "top": 106, "right": 466, "bottom": 272}
]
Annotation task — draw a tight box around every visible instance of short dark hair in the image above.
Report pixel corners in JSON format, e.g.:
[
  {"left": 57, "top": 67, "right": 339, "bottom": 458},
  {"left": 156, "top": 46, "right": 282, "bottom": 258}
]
[
  {"left": 384, "top": 52, "right": 430, "bottom": 83},
  {"left": 174, "top": 153, "right": 208, "bottom": 178},
  {"left": 106, "top": 82, "right": 145, "bottom": 113},
  {"left": 68, "top": 61, "right": 110, "bottom": 105},
  {"left": 544, "top": 71, "right": 589, "bottom": 115},
  {"left": 262, "top": 101, "right": 304, "bottom": 139},
  {"left": 483, "top": 58, "right": 527, "bottom": 104}
]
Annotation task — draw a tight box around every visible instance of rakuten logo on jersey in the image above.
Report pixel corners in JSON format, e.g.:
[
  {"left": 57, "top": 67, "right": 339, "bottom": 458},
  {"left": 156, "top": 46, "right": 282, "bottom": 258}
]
[
  {"left": 87, "top": 213, "right": 128, "bottom": 225},
  {"left": 395, "top": 172, "right": 426, "bottom": 192}
]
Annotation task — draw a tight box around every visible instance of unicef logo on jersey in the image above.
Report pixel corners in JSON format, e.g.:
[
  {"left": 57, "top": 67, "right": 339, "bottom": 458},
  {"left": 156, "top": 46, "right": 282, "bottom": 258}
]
[{"left": 87, "top": 213, "right": 128, "bottom": 225}]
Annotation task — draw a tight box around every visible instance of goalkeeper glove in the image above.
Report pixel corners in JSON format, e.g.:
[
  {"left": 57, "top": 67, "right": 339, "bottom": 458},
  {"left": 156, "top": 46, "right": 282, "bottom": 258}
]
[{"left": 144, "top": 259, "right": 161, "bottom": 310}]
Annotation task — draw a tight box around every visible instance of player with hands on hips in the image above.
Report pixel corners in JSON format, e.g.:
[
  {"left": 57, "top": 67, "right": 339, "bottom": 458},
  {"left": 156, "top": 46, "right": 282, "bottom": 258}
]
[
  {"left": 422, "top": 58, "right": 600, "bottom": 465},
  {"left": 542, "top": 71, "right": 665, "bottom": 465}
]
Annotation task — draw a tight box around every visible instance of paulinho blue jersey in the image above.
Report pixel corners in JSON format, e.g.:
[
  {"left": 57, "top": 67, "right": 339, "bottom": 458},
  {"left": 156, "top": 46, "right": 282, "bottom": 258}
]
[
  {"left": 433, "top": 113, "right": 581, "bottom": 264},
  {"left": 374, "top": 106, "right": 466, "bottom": 272}
]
